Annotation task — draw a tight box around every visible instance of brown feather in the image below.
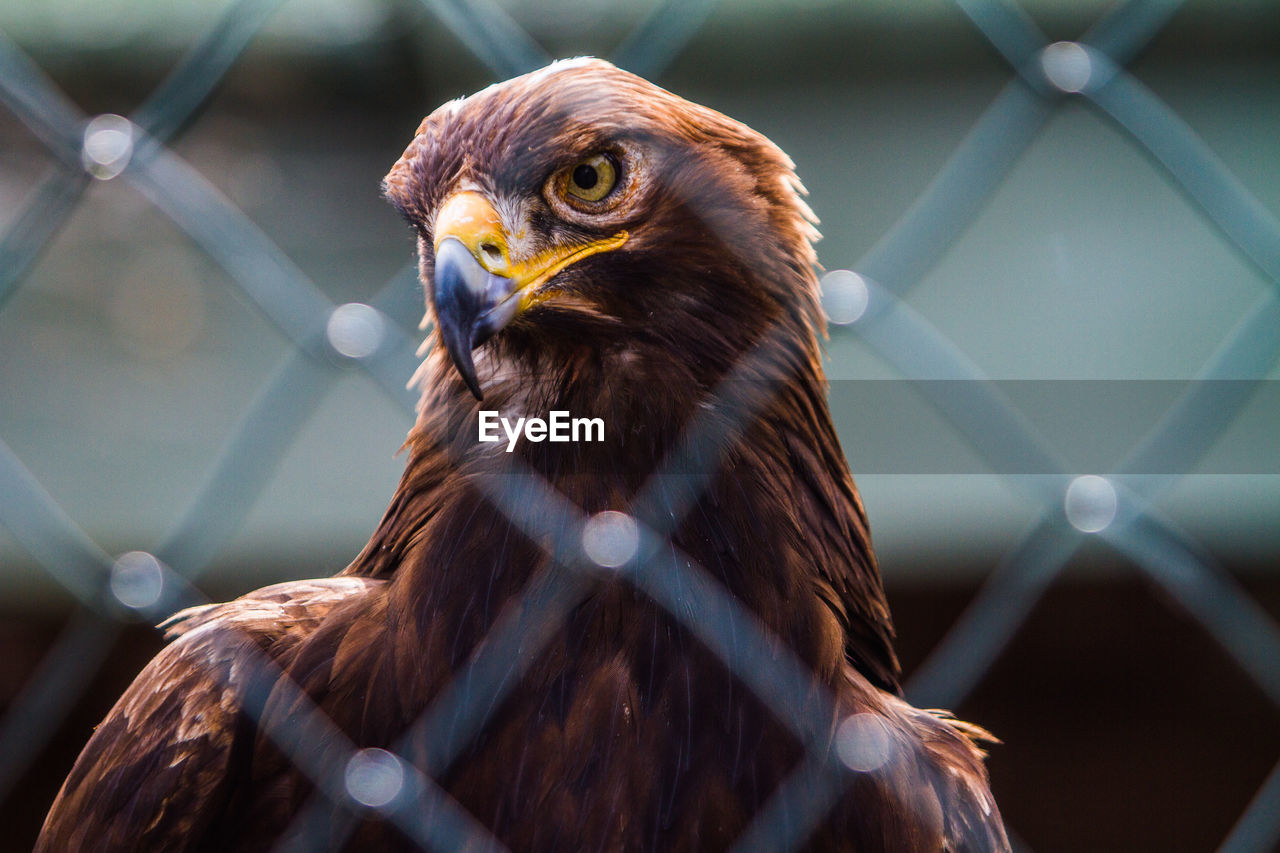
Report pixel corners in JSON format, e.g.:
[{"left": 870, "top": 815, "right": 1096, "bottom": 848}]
[{"left": 40, "top": 58, "right": 1007, "bottom": 852}]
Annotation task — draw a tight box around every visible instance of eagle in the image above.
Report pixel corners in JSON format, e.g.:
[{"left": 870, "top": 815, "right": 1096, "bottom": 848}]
[{"left": 39, "top": 58, "right": 1008, "bottom": 852}]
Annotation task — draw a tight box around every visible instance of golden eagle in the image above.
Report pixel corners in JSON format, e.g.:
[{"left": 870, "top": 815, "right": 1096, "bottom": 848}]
[{"left": 39, "top": 58, "right": 1008, "bottom": 852}]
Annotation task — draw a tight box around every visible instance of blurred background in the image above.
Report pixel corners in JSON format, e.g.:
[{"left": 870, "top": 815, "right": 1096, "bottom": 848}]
[{"left": 2, "top": 0, "right": 1279, "bottom": 850}]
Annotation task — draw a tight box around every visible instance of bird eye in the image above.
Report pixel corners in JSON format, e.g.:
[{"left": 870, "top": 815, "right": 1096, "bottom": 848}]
[{"left": 563, "top": 153, "right": 617, "bottom": 203}]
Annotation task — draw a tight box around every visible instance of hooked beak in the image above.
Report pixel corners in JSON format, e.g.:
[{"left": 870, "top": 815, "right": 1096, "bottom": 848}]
[
  {"left": 431, "top": 191, "right": 627, "bottom": 400},
  {"left": 432, "top": 238, "right": 517, "bottom": 399}
]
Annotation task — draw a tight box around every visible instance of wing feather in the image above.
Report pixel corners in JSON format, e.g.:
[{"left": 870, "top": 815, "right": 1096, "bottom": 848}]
[{"left": 36, "top": 577, "right": 383, "bottom": 852}]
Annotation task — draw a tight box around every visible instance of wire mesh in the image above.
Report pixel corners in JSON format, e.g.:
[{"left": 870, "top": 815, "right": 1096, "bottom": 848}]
[{"left": 0, "top": 0, "right": 1277, "bottom": 850}]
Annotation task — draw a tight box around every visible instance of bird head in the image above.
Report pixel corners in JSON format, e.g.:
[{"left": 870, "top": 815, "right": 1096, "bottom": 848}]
[{"left": 384, "top": 58, "right": 822, "bottom": 403}]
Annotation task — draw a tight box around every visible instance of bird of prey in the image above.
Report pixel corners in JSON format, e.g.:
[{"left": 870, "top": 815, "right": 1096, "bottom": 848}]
[{"left": 39, "top": 58, "right": 1008, "bottom": 852}]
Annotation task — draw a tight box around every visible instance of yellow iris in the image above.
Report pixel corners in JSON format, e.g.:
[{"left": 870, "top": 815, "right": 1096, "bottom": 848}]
[{"left": 564, "top": 153, "right": 617, "bottom": 202}]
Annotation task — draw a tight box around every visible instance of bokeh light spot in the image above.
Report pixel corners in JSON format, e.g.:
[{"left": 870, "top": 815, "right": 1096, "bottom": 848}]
[
  {"left": 820, "top": 270, "right": 870, "bottom": 325},
  {"left": 582, "top": 511, "right": 640, "bottom": 569},
  {"left": 1064, "top": 475, "right": 1118, "bottom": 533},
  {"left": 82, "top": 114, "right": 134, "bottom": 180},
  {"left": 327, "top": 302, "right": 386, "bottom": 359},
  {"left": 835, "top": 712, "right": 894, "bottom": 773},
  {"left": 1041, "top": 42, "right": 1092, "bottom": 94},
  {"left": 344, "top": 748, "right": 405, "bottom": 809},
  {"left": 109, "top": 551, "right": 165, "bottom": 610}
]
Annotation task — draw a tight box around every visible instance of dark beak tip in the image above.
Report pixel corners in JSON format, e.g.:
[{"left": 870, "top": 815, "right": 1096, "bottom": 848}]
[
  {"left": 437, "top": 321, "right": 484, "bottom": 400},
  {"left": 464, "top": 371, "right": 485, "bottom": 401},
  {"left": 433, "top": 239, "right": 493, "bottom": 400}
]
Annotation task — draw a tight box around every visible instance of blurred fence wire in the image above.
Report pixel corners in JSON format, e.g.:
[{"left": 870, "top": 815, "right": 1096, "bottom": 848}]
[{"left": 1, "top": 0, "right": 1279, "bottom": 850}]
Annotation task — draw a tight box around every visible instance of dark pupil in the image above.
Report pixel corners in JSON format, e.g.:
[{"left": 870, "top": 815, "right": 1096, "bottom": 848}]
[{"left": 572, "top": 164, "right": 599, "bottom": 190}]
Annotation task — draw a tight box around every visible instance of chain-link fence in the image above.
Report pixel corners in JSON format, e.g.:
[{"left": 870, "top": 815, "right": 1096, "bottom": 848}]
[{"left": 2, "top": 0, "right": 1278, "bottom": 850}]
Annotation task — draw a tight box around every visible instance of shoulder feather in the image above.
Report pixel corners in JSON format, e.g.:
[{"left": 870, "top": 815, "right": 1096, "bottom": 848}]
[{"left": 37, "top": 576, "right": 384, "bottom": 852}]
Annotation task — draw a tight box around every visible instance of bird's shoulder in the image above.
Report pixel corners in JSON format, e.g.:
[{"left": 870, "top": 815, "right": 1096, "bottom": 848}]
[
  {"left": 160, "top": 575, "right": 385, "bottom": 646},
  {"left": 36, "top": 575, "right": 385, "bottom": 853},
  {"left": 912, "top": 706, "right": 1008, "bottom": 853},
  {"left": 839, "top": 685, "right": 1010, "bottom": 853}
]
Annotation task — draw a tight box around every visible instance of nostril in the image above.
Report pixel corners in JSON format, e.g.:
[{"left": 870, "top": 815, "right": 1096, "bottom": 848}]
[{"left": 479, "top": 242, "right": 503, "bottom": 264}]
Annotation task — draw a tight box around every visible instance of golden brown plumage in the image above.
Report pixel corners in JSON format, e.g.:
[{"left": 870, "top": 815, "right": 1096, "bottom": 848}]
[{"left": 39, "top": 58, "right": 1007, "bottom": 851}]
